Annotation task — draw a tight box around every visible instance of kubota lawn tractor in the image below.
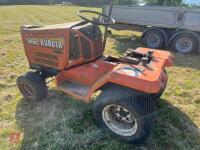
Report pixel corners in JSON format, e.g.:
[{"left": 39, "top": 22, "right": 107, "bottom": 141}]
[{"left": 17, "top": 9, "right": 174, "bottom": 144}]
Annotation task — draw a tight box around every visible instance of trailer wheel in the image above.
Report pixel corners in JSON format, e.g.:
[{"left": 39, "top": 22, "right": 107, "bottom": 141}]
[
  {"left": 172, "top": 33, "right": 198, "bottom": 53},
  {"left": 92, "top": 84, "right": 156, "bottom": 144},
  {"left": 17, "top": 72, "right": 48, "bottom": 101},
  {"left": 143, "top": 30, "right": 164, "bottom": 49}
]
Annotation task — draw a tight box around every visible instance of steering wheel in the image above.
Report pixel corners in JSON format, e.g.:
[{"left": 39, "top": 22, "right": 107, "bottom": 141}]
[{"left": 77, "top": 10, "right": 115, "bottom": 26}]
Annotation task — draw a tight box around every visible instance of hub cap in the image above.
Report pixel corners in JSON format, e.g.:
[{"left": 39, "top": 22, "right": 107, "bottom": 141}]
[
  {"left": 176, "top": 37, "right": 193, "bottom": 53},
  {"left": 146, "top": 33, "right": 161, "bottom": 48},
  {"left": 102, "top": 104, "right": 138, "bottom": 137}
]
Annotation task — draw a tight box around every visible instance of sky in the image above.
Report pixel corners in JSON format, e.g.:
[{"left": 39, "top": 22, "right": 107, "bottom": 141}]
[{"left": 183, "top": 0, "right": 200, "bottom": 5}]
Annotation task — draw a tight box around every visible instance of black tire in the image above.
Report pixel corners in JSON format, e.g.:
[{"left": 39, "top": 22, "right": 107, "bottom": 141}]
[
  {"left": 151, "top": 70, "right": 168, "bottom": 100},
  {"left": 143, "top": 30, "right": 164, "bottom": 49},
  {"left": 172, "top": 33, "right": 198, "bottom": 54},
  {"left": 92, "top": 84, "right": 156, "bottom": 144},
  {"left": 17, "top": 72, "right": 48, "bottom": 101}
]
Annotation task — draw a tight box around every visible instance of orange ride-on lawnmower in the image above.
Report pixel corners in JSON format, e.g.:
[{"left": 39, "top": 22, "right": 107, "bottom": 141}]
[{"left": 17, "top": 9, "right": 173, "bottom": 144}]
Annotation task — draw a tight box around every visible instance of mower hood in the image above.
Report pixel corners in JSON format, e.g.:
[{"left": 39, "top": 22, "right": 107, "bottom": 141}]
[{"left": 21, "top": 21, "right": 82, "bottom": 31}]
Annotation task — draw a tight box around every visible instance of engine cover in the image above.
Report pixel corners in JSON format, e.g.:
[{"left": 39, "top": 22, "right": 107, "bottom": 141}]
[{"left": 21, "top": 22, "right": 103, "bottom": 71}]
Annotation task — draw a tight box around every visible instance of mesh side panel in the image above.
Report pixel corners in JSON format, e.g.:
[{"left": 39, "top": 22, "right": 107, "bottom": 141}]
[
  {"left": 69, "top": 32, "right": 80, "bottom": 59},
  {"left": 80, "top": 37, "right": 92, "bottom": 59},
  {"left": 34, "top": 52, "right": 58, "bottom": 60},
  {"left": 93, "top": 38, "right": 103, "bottom": 57},
  {"left": 34, "top": 52, "right": 59, "bottom": 67}
]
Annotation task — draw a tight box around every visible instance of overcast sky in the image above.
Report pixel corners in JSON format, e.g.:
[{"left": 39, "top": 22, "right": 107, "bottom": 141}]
[{"left": 183, "top": 0, "right": 200, "bottom": 5}]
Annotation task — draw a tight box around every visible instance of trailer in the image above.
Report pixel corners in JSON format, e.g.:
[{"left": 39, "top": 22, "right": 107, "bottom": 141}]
[{"left": 102, "top": 5, "right": 200, "bottom": 53}]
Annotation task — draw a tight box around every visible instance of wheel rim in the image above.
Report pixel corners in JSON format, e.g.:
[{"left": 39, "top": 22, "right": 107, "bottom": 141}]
[
  {"left": 102, "top": 104, "right": 138, "bottom": 137},
  {"left": 19, "top": 80, "right": 35, "bottom": 99},
  {"left": 146, "top": 33, "right": 161, "bottom": 48},
  {"left": 176, "top": 37, "right": 193, "bottom": 53}
]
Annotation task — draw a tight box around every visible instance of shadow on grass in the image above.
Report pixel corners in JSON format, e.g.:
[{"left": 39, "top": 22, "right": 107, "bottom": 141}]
[
  {"left": 15, "top": 90, "right": 200, "bottom": 149},
  {"left": 173, "top": 53, "right": 200, "bottom": 70}
]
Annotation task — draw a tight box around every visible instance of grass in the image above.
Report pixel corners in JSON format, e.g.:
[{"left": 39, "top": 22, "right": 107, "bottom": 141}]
[{"left": 0, "top": 5, "right": 200, "bottom": 150}]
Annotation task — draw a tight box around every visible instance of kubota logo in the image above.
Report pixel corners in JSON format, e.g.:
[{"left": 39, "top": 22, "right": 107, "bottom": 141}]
[{"left": 26, "top": 38, "right": 64, "bottom": 49}]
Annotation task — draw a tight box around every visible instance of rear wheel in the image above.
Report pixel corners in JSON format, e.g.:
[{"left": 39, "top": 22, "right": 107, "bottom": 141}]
[
  {"left": 143, "top": 30, "right": 164, "bottom": 49},
  {"left": 172, "top": 33, "right": 198, "bottom": 53},
  {"left": 92, "top": 84, "right": 156, "bottom": 144},
  {"left": 17, "top": 72, "right": 48, "bottom": 101}
]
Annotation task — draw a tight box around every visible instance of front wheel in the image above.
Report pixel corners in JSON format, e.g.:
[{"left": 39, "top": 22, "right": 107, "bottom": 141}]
[
  {"left": 92, "top": 84, "right": 156, "bottom": 144},
  {"left": 17, "top": 72, "right": 48, "bottom": 101}
]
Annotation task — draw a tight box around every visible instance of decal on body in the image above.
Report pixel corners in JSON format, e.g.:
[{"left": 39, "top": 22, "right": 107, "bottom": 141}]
[
  {"left": 117, "top": 66, "right": 142, "bottom": 77},
  {"left": 26, "top": 38, "right": 64, "bottom": 49}
]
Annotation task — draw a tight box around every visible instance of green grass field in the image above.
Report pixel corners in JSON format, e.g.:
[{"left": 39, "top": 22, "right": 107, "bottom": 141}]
[{"left": 0, "top": 5, "right": 200, "bottom": 150}]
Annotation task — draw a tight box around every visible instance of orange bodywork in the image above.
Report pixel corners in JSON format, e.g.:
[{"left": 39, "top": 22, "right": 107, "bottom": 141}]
[
  {"left": 55, "top": 47, "right": 173, "bottom": 102},
  {"left": 21, "top": 22, "right": 103, "bottom": 71},
  {"left": 21, "top": 22, "right": 174, "bottom": 102}
]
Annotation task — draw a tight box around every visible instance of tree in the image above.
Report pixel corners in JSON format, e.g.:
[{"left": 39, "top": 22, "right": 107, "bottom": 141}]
[
  {"left": 113, "top": 0, "right": 139, "bottom": 5},
  {"left": 0, "top": 0, "right": 139, "bottom": 5}
]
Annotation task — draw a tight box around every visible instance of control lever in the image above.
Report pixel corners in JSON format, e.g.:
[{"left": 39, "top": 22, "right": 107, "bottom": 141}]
[
  {"left": 141, "top": 57, "right": 149, "bottom": 66},
  {"left": 147, "top": 50, "right": 154, "bottom": 58}
]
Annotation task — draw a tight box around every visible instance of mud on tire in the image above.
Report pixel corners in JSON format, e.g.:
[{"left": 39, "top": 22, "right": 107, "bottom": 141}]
[
  {"left": 92, "top": 84, "right": 156, "bottom": 144},
  {"left": 17, "top": 72, "right": 48, "bottom": 101}
]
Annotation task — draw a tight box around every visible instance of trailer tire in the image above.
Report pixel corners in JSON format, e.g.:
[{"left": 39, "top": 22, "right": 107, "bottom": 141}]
[
  {"left": 17, "top": 72, "right": 48, "bottom": 101},
  {"left": 172, "top": 33, "right": 198, "bottom": 54},
  {"left": 142, "top": 30, "right": 164, "bottom": 49},
  {"left": 93, "top": 84, "right": 156, "bottom": 144}
]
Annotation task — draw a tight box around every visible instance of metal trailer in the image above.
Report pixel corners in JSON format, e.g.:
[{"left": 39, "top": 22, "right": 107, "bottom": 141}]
[{"left": 102, "top": 5, "right": 200, "bottom": 53}]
